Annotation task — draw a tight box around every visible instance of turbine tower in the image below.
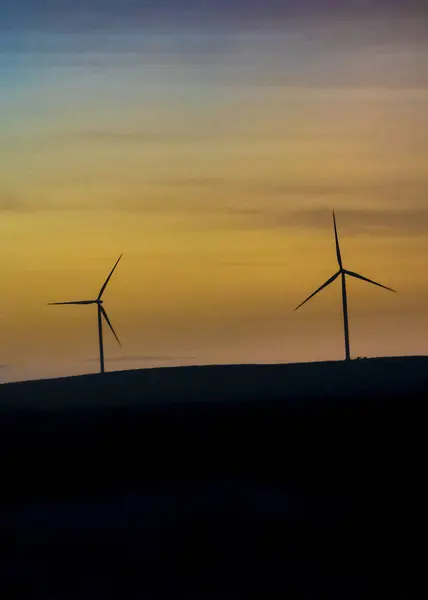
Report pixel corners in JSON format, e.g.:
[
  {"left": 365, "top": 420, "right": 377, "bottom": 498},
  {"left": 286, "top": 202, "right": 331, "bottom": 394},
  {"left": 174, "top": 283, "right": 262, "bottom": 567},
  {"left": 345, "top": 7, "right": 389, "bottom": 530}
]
[
  {"left": 294, "top": 212, "right": 395, "bottom": 361},
  {"left": 49, "top": 254, "right": 123, "bottom": 374}
]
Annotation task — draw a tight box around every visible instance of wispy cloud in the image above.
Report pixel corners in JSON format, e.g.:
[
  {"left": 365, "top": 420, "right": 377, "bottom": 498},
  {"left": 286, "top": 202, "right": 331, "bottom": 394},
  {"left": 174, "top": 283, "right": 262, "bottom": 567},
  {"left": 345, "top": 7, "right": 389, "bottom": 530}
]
[
  {"left": 158, "top": 176, "right": 225, "bottom": 188},
  {"left": 238, "top": 207, "right": 428, "bottom": 237},
  {"left": 0, "top": 190, "right": 107, "bottom": 213},
  {"left": 76, "top": 131, "right": 163, "bottom": 143},
  {"left": 5, "top": 183, "right": 428, "bottom": 240},
  {"left": 146, "top": 176, "right": 428, "bottom": 202},
  {"left": 248, "top": 179, "right": 428, "bottom": 200},
  {"left": 218, "top": 260, "right": 290, "bottom": 267},
  {"left": 114, "top": 198, "right": 428, "bottom": 238},
  {"left": 65, "top": 131, "right": 212, "bottom": 144},
  {"left": 0, "top": 192, "right": 27, "bottom": 212},
  {"left": 2, "top": 1, "right": 426, "bottom": 33}
]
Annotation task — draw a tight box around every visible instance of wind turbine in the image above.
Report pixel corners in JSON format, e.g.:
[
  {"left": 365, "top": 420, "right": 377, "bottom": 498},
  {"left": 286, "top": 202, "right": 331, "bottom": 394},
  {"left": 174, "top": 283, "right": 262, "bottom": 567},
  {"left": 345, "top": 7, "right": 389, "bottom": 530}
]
[
  {"left": 294, "top": 212, "right": 395, "bottom": 361},
  {"left": 48, "top": 254, "right": 123, "bottom": 373}
]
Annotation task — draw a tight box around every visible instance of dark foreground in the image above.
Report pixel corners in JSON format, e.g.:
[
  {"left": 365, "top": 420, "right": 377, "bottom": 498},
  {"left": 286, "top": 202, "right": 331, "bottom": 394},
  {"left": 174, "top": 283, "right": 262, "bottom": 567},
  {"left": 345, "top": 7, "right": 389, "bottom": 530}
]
[{"left": 1, "top": 357, "right": 427, "bottom": 598}]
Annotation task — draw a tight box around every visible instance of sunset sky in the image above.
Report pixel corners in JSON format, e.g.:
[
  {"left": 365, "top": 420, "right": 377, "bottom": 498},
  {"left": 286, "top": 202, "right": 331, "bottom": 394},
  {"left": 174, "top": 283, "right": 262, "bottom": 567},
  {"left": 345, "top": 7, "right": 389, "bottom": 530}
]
[{"left": 1, "top": 1, "right": 428, "bottom": 383}]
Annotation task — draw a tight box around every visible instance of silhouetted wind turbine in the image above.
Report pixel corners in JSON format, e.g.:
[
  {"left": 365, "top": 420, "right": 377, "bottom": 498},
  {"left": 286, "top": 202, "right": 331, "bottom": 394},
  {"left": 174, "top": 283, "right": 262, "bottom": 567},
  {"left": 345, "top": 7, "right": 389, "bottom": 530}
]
[
  {"left": 48, "top": 255, "right": 123, "bottom": 373},
  {"left": 294, "top": 212, "right": 395, "bottom": 361}
]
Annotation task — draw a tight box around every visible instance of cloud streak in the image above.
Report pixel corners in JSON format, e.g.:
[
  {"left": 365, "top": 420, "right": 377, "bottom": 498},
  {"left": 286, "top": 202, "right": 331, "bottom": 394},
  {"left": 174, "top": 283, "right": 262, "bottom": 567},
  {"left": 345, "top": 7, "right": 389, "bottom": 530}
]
[
  {"left": 4, "top": 182, "right": 428, "bottom": 238},
  {"left": 60, "top": 131, "right": 217, "bottom": 146},
  {"left": 2, "top": 1, "right": 427, "bottom": 32},
  {"left": 0, "top": 192, "right": 28, "bottom": 212},
  {"left": 151, "top": 176, "right": 428, "bottom": 201},
  {"left": 0, "top": 194, "right": 99, "bottom": 213},
  {"left": 235, "top": 207, "right": 428, "bottom": 237}
]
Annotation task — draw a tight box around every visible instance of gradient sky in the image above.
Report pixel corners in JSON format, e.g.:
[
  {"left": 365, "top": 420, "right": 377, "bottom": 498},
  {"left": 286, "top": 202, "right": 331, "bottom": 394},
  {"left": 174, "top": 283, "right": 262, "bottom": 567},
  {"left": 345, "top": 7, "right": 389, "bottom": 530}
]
[{"left": 1, "top": 1, "right": 428, "bottom": 383}]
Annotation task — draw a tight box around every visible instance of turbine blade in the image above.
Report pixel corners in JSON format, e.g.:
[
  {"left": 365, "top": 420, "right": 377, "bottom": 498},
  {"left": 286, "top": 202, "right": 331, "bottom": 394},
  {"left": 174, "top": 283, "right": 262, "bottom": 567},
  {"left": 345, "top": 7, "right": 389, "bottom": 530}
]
[
  {"left": 100, "top": 305, "right": 121, "bottom": 347},
  {"left": 48, "top": 300, "right": 95, "bottom": 305},
  {"left": 97, "top": 254, "right": 123, "bottom": 300},
  {"left": 344, "top": 270, "right": 396, "bottom": 293},
  {"left": 332, "top": 210, "right": 343, "bottom": 269},
  {"left": 294, "top": 271, "right": 340, "bottom": 311}
]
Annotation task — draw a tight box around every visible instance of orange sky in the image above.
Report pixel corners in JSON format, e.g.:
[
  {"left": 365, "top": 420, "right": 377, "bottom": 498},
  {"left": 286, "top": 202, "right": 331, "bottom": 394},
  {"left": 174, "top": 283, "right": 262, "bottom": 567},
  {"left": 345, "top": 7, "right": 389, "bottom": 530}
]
[{"left": 1, "top": 8, "right": 428, "bottom": 382}]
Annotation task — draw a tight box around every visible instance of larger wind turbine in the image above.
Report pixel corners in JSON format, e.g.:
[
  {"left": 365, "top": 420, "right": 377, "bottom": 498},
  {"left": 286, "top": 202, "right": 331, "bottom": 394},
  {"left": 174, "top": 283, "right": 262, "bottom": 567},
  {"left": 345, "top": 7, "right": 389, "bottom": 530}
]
[
  {"left": 294, "top": 212, "right": 395, "bottom": 361},
  {"left": 48, "top": 254, "right": 123, "bottom": 373}
]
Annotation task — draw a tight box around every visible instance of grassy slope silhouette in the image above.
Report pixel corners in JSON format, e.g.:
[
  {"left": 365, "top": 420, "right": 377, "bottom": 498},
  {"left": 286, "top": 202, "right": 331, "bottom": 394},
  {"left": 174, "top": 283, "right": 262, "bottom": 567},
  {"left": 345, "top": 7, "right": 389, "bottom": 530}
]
[
  {"left": 1, "top": 356, "right": 427, "bottom": 598},
  {"left": 1, "top": 354, "right": 427, "bottom": 412}
]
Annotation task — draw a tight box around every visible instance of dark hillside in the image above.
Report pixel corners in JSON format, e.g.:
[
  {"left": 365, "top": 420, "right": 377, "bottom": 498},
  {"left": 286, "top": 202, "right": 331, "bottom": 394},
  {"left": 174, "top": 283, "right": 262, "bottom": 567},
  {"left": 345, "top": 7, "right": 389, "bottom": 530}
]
[
  {"left": 0, "top": 357, "right": 427, "bottom": 598},
  {"left": 2, "top": 355, "right": 428, "bottom": 413}
]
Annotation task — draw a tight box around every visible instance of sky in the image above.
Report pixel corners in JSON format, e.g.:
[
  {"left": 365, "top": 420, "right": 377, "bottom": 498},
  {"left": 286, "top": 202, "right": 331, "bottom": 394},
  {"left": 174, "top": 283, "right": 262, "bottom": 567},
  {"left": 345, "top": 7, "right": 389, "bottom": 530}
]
[{"left": 1, "top": 1, "right": 428, "bottom": 383}]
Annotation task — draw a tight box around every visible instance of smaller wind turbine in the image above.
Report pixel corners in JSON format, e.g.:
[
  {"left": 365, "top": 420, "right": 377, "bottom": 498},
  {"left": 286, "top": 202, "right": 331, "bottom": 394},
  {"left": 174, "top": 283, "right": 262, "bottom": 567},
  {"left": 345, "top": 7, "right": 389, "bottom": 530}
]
[
  {"left": 48, "top": 255, "right": 123, "bottom": 373},
  {"left": 294, "top": 212, "right": 395, "bottom": 361}
]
